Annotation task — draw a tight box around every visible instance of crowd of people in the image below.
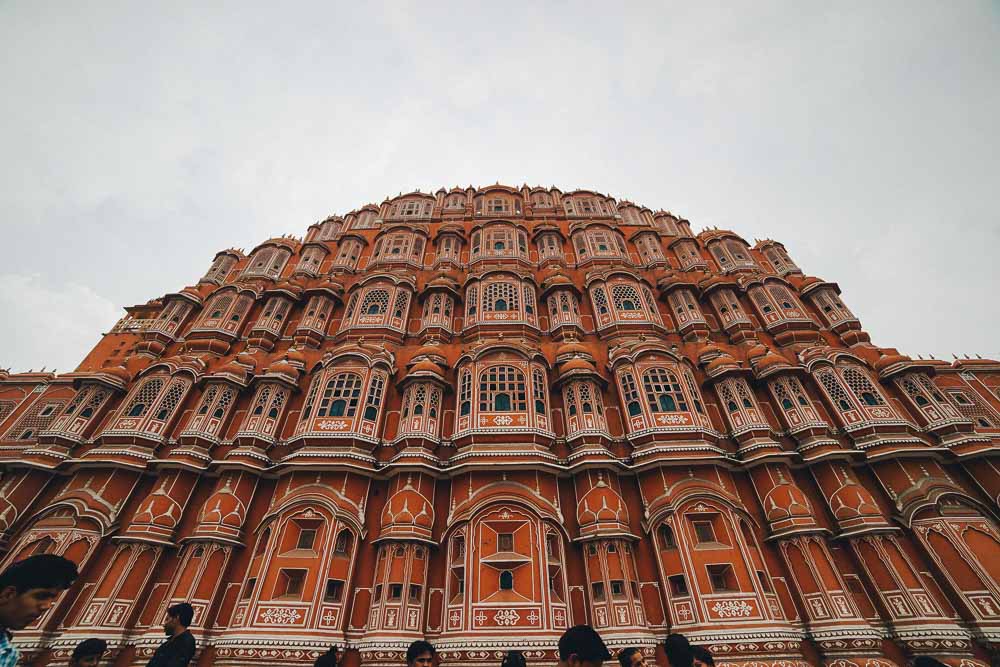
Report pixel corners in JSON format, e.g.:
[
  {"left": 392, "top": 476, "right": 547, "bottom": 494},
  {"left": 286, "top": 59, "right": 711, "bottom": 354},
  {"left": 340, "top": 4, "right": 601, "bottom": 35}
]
[{"left": 0, "top": 554, "right": 957, "bottom": 667}]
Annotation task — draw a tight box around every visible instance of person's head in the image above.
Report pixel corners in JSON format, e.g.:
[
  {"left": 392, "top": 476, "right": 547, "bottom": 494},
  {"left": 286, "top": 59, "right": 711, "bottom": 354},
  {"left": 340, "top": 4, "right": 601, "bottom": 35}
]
[
  {"left": 691, "top": 646, "right": 714, "bottom": 667},
  {"left": 163, "top": 602, "right": 194, "bottom": 636},
  {"left": 501, "top": 651, "right": 527, "bottom": 667},
  {"left": 618, "top": 647, "right": 645, "bottom": 667},
  {"left": 558, "top": 625, "right": 612, "bottom": 667},
  {"left": 663, "top": 634, "right": 693, "bottom": 667},
  {"left": 406, "top": 640, "right": 435, "bottom": 667},
  {"left": 70, "top": 638, "right": 108, "bottom": 667},
  {"left": 314, "top": 646, "right": 340, "bottom": 667},
  {"left": 913, "top": 658, "right": 948, "bottom": 667},
  {"left": 0, "top": 554, "right": 78, "bottom": 631}
]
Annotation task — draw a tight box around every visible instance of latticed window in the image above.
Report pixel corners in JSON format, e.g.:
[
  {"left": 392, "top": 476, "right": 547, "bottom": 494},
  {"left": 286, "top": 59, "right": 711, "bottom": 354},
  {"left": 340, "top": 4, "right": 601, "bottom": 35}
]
[
  {"left": 299, "top": 296, "right": 334, "bottom": 333},
  {"left": 363, "top": 373, "right": 386, "bottom": 421},
  {"left": 643, "top": 369, "right": 688, "bottom": 413},
  {"left": 767, "top": 285, "right": 806, "bottom": 317},
  {"left": 436, "top": 235, "right": 460, "bottom": 263},
  {"left": 815, "top": 363, "right": 897, "bottom": 425},
  {"left": 768, "top": 376, "right": 820, "bottom": 430},
  {"left": 465, "top": 286, "right": 478, "bottom": 319},
  {"left": 537, "top": 233, "right": 563, "bottom": 260},
  {"left": 763, "top": 246, "right": 799, "bottom": 275},
  {"left": 947, "top": 387, "right": 1000, "bottom": 428},
  {"left": 483, "top": 282, "right": 520, "bottom": 313},
  {"left": 674, "top": 240, "right": 705, "bottom": 270},
  {"left": 203, "top": 255, "right": 236, "bottom": 283},
  {"left": 319, "top": 219, "right": 342, "bottom": 240},
  {"left": 184, "top": 383, "right": 236, "bottom": 436},
  {"left": 591, "top": 287, "right": 609, "bottom": 315},
  {"left": 254, "top": 297, "right": 291, "bottom": 334},
  {"left": 150, "top": 300, "right": 193, "bottom": 336},
  {"left": 392, "top": 290, "right": 410, "bottom": 320},
  {"left": 459, "top": 370, "right": 473, "bottom": 416},
  {"left": 842, "top": 367, "right": 885, "bottom": 407},
  {"left": 295, "top": 246, "right": 326, "bottom": 275},
  {"left": 445, "top": 194, "right": 465, "bottom": 209},
  {"left": 574, "top": 229, "right": 627, "bottom": 260},
  {"left": 318, "top": 373, "right": 363, "bottom": 417},
  {"left": 636, "top": 234, "right": 664, "bottom": 263},
  {"left": 243, "top": 247, "right": 290, "bottom": 279},
  {"left": 123, "top": 378, "right": 165, "bottom": 419},
  {"left": 621, "top": 207, "right": 645, "bottom": 226},
  {"left": 352, "top": 210, "right": 377, "bottom": 229},
  {"left": 667, "top": 290, "right": 706, "bottom": 327},
  {"left": 421, "top": 293, "right": 454, "bottom": 329},
  {"left": 152, "top": 378, "right": 189, "bottom": 422},
  {"left": 896, "top": 374, "right": 960, "bottom": 423},
  {"left": 611, "top": 284, "right": 642, "bottom": 312},
  {"left": 46, "top": 386, "right": 110, "bottom": 437},
  {"left": 390, "top": 199, "right": 432, "bottom": 219},
  {"left": 563, "top": 381, "right": 606, "bottom": 436},
  {"left": 817, "top": 370, "right": 855, "bottom": 413},
  {"left": 710, "top": 290, "right": 750, "bottom": 327},
  {"left": 812, "top": 289, "right": 855, "bottom": 325},
  {"left": 716, "top": 378, "right": 766, "bottom": 431},
  {"left": 683, "top": 369, "right": 706, "bottom": 415},
  {"left": 531, "top": 192, "right": 552, "bottom": 207},
  {"left": 362, "top": 289, "right": 389, "bottom": 315},
  {"left": 0, "top": 400, "right": 17, "bottom": 424},
  {"left": 479, "top": 366, "right": 527, "bottom": 412},
  {"left": 6, "top": 398, "right": 66, "bottom": 440},
  {"left": 333, "top": 239, "right": 362, "bottom": 268},
  {"left": 532, "top": 368, "right": 547, "bottom": 414},
  {"left": 548, "top": 292, "right": 581, "bottom": 328},
  {"left": 620, "top": 372, "right": 642, "bottom": 417}
]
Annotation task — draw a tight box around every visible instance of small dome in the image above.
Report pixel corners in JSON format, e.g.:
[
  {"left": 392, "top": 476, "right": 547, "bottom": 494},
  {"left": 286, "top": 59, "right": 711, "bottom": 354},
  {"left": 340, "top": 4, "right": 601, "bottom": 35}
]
[
  {"left": 409, "top": 358, "right": 445, "bottom": 378},
  {"left": 756, "top": 352, "right": 791, "bottom": 371},
  {"left": 427, "top": 274, "right": 460, "bottom": 289},
  {"left": 560, "top": 356, "right": 597, "bottom": 375},
  {"left": 746, "top": 344, "right": 770, "bottom": 361},
  {"left": 555, "top": 339, "right": 592, "bottom": 359},
  {"left": 704, "top": 353, "right": 740, "bottom": 375},
  {"left": 412, "top": 342, "right": 448, "bottom": 363}
]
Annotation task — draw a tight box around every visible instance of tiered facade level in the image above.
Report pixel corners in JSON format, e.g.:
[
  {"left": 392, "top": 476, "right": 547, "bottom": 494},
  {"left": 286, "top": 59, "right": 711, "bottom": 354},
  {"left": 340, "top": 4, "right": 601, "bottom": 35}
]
[{"left": 1, "top": 184, "right": 1000, "bottom": 667}]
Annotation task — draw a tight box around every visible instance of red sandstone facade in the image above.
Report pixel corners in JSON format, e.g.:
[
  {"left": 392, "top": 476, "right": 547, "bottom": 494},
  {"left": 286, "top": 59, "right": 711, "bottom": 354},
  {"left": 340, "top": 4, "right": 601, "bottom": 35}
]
[{"left": 1, "top": 184, "right": 1000, "bottom": 667}]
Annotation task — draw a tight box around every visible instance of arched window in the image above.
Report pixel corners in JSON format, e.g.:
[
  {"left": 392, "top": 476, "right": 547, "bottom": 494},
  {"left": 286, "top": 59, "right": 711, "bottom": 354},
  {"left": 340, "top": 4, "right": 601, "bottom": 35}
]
[
  {"left": 499, "top": 570, "right": 514, "bottom": 590},
  {"left": 479, "top": 366, "right": 527, "bottom": 412},
  {"left": 459, "top": 370, "right": 472, "bottom": 417},
  {"left": 334, "top": 529, "right": 352, "bottom": 555},
  {"left": 318, "top": 373, "right": 363, "bottom": 417},
  {"left": 643, "top": 368, "right": 688, "bottom": 413},
  {"left": 659, "top": 525, "right": 676, "bottom": 549}
]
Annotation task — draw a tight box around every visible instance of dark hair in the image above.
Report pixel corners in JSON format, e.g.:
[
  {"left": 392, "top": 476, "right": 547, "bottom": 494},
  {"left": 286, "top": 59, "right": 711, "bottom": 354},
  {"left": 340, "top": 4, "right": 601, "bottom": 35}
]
[
  {"left": 407, "top": 640, "right": 435, "bottom": 664},
  {"left": 314, "top": 646, "right": 340, "bottom": 667},
  {"left": 501, "top": 650, "right": 527, "bottom": 667},
  {"left": 167, "top": 602, "right": 194, "bottom": 627},
  {"left": 619, "top": 647, "right": 642, "bottom": 667},
  {"left": 72, "top": 638, "right": 108, "bottom": 660},
  {"left": 664, "top": 633, "right": 693, "bottom": 667},
  {"left": 691, "top": 646, "right": 714, "bottom": 667},
  {"left": 0, "top": 554, "right": 78, "bottom": 594},
  {"left": 913, "top": 658, "right": 948, "bottom": 667},
  {"left": 558, "top": 625, "right": 612, "bottom": 662}
]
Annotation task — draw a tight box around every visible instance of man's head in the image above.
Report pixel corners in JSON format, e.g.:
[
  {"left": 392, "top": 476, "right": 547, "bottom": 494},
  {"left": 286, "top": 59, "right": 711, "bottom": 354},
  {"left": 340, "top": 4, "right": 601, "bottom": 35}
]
[
  {"left": 406, "top": 640, "right": 435, "bottom": 667},
  {"left": 691, "top": 646, "right": 714, "bottom": 667},
  {"left": 0, "top": 554, "right": 78, "bottom": 631},
  {"left": 663, "top": 634, "right": 693, "bottom": 667},
  {"left": 163, "top": 602, "right": 194, "bottom": 636},
  {"left": 618, "top": 647, "right": 645, "bottom": 667},
  {"left": 70, "top": 638, "right": 108, "bottom": 667},
  {"left": 558, "top": 625, "right": 612, "bottom": 667},
  {"left": 314, "top": 646, "right": 340, "bottom": 667}
]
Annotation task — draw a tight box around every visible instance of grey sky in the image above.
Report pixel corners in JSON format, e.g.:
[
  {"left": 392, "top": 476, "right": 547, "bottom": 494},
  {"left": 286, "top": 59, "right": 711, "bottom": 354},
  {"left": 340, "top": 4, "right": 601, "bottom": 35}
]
[{"left": 2, "top": 1, "right": 998, "bottom": 373}]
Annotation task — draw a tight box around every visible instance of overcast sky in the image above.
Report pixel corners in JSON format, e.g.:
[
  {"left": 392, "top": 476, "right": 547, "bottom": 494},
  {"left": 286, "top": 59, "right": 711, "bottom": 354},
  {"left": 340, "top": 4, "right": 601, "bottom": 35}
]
[{"left": 1, "top": 1, "right": 998, "bottom": 373}]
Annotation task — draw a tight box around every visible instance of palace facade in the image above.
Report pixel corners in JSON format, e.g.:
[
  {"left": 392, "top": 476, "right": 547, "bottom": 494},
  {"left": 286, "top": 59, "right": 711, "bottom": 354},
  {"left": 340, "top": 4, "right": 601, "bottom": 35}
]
[{"left": 1, "top": 184, "right": 999, "bottom": 667}]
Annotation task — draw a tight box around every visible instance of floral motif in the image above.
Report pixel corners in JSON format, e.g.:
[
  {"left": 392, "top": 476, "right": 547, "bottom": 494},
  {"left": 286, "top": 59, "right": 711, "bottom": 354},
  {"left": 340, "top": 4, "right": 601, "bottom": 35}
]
[
  {"left": 493, "top": 608, "right": 520, "bottom": 626},
  {"left": 711, "top": 599, "right": 754, "bottom": 618},
  {"left": 259, "top": 607, "right": 303, "bottom": 625}
]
